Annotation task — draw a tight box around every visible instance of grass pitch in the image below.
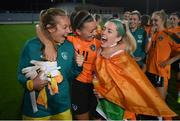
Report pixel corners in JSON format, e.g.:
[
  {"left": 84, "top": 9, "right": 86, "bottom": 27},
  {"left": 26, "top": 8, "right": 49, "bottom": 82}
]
[{"left": 0, "top": 24, "right": 35, "bottom": 119}]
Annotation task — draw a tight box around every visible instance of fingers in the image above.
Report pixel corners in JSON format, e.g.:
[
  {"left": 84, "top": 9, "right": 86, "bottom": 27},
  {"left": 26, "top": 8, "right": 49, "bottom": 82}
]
[
  {"left": 25, "top": 71, "right": 38, "bottom": 80},
  {"left": 22, "top": 66, "right": 39, "bottom": 73},
  {"left": 33, "top": 72, "right": 48, "bottom": 91},
  {"left": 30, "top": 60, "right": 44, "bottom": 66},
  {"left": 35, "top": 80, "right": 48, "bottom": 91},
  {"left": 93, "top": 89, "right": 103, "bottom": 99},
  {"left": 22, "top": 66, "right": 33, "bottom": 73},
  {"left": 75, "top": 53, "right": 84, "bottom": 67}
]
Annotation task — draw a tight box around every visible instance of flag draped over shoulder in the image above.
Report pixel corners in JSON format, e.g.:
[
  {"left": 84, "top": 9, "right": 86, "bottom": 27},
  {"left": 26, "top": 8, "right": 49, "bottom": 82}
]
[{"left": 94, "top": 52, "right": 176, "bottom": 117}]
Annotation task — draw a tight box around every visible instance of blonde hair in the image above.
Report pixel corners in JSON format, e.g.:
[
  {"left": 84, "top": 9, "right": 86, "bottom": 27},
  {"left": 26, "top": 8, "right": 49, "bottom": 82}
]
[
  {"left": 39, "top": 8, "right": 67, "bottom": 31},
  {"left": 152, "top": 10, "right": 168, "bottom": 28},
  {"left": 122, "top": 30, "right": 137, "bottom": 55}
]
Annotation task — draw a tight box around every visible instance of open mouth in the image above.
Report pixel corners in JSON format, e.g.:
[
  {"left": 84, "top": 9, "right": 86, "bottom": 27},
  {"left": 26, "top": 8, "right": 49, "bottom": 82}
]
[
  {"left": 101, "top": 36, "right": 107, "bottom": 43},
  {"left": 88, "top": 35, "right": 95, "bottom": 39}
]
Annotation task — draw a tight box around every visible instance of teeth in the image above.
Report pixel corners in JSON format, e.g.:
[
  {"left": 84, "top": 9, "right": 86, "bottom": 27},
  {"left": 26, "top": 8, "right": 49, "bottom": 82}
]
[{"left": 101, "top": 36, "right": 106, "bottom": 40}]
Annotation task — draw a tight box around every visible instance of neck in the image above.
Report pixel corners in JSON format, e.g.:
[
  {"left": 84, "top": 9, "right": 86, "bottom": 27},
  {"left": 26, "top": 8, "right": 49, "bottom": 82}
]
[
  {"left": 102, "top": 43, "right": 118, "bottom": 51},
  {"left": 101, "top": 44, "right": 123, "bottom": 58},
  {"left": 131, "top": 27, "right": 137, "bottom": 32},
  {"left": 158, "top": 25, "right": 165, "bottom": 31}
]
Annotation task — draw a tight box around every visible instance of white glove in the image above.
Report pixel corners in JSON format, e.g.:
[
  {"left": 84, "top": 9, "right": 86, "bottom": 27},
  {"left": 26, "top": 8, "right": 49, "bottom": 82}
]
[
  {"left": 22, "top": 66, "right": 40, "bottom": 80},
  {"left": 30, "top": 60, "right": 60, "bottom": 77}
]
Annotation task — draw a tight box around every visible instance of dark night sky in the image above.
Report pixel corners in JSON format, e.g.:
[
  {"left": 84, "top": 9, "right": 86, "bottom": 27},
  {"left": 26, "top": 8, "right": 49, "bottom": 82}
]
[{"left": 0, "top": 0, "right": 179, "bottom": 14}]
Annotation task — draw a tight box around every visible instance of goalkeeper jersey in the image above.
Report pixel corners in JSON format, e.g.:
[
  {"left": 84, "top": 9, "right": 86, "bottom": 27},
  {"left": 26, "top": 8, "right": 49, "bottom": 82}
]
[{"left": 17, "top": 37, "right": 81, "bottom": 117}]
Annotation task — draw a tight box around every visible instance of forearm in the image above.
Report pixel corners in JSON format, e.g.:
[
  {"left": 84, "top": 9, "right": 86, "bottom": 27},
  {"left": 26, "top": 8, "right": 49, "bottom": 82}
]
[
  {"left": 168, "top": 54, "right": 180, "bottom": 65},
  {"left": 145, "top": 39, "right": 152, "bottom": 53},
  {"left": 36, "top": 24, "right": 53, "bottom": 47}
]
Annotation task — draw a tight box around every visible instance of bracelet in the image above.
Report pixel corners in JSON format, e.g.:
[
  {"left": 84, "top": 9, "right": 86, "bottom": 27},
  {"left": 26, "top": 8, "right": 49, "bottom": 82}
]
[{"left": 26, "top": 80, "right": 34, "bottom": 91}]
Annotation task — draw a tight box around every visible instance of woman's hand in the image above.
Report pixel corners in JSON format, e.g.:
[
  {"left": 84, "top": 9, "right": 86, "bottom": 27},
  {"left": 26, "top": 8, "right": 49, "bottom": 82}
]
[
  {"left": 93, "top": 89, "right": 103, "bottom": 99},
  {"left": 122, "top": 20, "right": 130, "bottom": 32},
  {"left": 159, "top": 61, "right": 169, "bottom": 68},
  {"left": 33, "top": 72, "right": 48, "bottom": 91},
  {"left": 75, "top": 52, "right": 84, "bottom": 67}
]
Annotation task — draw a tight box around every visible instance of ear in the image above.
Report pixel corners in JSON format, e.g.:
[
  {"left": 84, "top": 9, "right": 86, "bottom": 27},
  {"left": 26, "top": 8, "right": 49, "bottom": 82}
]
[
  {"left": 47, "top": 28, "right": 56, "bottom": 33},
  {"left": 115, "top": 36, "right": 122, "bottom": 43}
]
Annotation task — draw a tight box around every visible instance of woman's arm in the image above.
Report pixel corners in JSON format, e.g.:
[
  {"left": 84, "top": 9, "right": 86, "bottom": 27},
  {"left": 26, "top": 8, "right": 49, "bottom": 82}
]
[
  {"left": 36, "top": 24, "right": 57, "bottom": 61},
  {"left": 160, "top": 53, "right": 180, "bottom": 68}
]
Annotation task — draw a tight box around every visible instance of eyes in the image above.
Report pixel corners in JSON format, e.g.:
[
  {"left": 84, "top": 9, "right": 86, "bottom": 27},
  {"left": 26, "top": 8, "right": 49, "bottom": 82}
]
[
  {"left": 151, "top": 18, "right": 158, "bottom": 22},
  {"left": 170, "top": 17, "right": 177, "bottom": 21},
  {"left": 129, "top": 18, "right": 138, "bottom": 21},
  {"left": 90, "top": 27, "right": 97, "bottom": 34},
  {"left": 102, "top": 27, "right": 113, "bottom": 33},
  {"left": 62, "top": 24, "right": 71, "bottom": 30}
]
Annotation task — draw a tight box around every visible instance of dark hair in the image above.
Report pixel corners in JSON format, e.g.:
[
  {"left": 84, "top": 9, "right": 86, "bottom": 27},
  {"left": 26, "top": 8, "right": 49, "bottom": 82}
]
[
  {"left": 141, "top": 14, "right": 150, "bottom": 26},
  {"left": 70, "top": 10, "right": 77, "bottom": 27},
  {"left": 39, "top": 8, "right": 67, "bottom": 31},
  {"left": 130, "top": 10, "right": 141, "bottom": 20},
  {"left": 71, "top": 10, "right": 95, "bottom": 31},
  {"left": 94, "top": 14, "right": 101, "bottom": 22},
  {"left": 170, "top": 11, "right": 180, "bottom": 19}
]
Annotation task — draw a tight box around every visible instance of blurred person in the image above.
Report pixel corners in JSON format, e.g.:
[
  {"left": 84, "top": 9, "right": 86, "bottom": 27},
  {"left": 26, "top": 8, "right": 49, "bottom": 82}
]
[
  {"left": 17, "top": 8, "right": 83, "bottom": 120},
  {"left": 129, "top": 10, "right": 148, "bottom": 70},
  {"left": 141, "top": 14, "right": 152, "bottom": 37},
  {"left": 168, "top": 11, "right": 180, "bottom": 103},
  {"left": 146, "top": 9, "right": 180, "bottom": 120},
  {"left": 123, "top": 11, "right": 131, "bottom": 21}
]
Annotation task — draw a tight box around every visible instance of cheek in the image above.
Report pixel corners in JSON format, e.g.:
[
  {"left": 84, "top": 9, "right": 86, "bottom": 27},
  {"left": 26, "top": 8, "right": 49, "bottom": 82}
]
[{"left": 107, "top": 37, "right": 116, "bottom": 44}]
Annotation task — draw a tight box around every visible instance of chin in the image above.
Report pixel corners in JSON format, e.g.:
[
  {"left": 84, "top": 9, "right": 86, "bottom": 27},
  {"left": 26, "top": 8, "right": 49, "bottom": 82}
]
[
  {"left": 101, "top": 44, "right": 108, "bottom": 48},
  {"left": 58, "top": 38, "right": 65, "bottom": 43}
]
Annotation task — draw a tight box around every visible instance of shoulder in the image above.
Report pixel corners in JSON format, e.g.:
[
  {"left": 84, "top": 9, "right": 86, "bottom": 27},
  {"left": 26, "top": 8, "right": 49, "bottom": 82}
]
[
  {"left": 64, "top": 39, "right": 73, "bottom": 46},
  {"left": 24, "top": 37, "right": 42, "bottom": 50},
  {"left": 63, "top": 40, "right": 74, "bottom": 50},
  {"left": 67, "top": 35, "right": 78, "bottom": 43}
]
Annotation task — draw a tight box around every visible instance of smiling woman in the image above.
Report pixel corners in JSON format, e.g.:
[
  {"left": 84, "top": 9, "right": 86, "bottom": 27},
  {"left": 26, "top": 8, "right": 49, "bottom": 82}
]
[
  {"left": 93, "top": 19, "right": 177, "bottom": 120},
  {"left": 17, "top": 8, "right": 83, "bottom": 120}
]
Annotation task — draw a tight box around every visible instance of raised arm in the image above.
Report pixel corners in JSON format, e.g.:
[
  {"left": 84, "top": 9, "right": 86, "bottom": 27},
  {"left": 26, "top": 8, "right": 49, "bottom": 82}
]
[{"left": 36, "top": 24, "right": 57, "bottom": 61}]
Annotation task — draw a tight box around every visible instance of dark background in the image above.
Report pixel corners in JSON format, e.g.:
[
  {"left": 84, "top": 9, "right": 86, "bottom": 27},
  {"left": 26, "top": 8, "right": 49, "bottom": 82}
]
[{"left": 0, "top": 0, "right": 179, "bottom": 14}]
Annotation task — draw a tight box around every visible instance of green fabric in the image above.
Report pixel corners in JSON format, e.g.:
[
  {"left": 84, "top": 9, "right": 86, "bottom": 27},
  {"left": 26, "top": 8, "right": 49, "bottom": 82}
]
[
  {"left": 96, "top": 99, "right": 124, "bottom": 120},
  {"left": 131, "top": 27, "right": 148, "bottom": 67}
]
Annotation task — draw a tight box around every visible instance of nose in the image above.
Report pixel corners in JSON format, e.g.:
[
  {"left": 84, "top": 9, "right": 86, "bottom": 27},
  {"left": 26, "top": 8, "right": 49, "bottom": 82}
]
[
  {"left": 93, "top": 30, "right": 97, "bottom": 36},
  {"left": 66, "top": 27, "right": 71, "bottom": 34}
]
